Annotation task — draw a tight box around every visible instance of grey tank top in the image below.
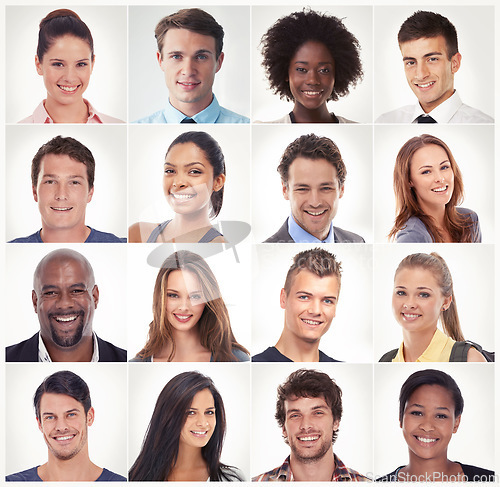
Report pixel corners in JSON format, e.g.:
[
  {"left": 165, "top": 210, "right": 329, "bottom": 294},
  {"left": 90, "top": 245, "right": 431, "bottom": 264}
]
[{"left": 146, "top": 220, "right": 223, "bottom": 243}]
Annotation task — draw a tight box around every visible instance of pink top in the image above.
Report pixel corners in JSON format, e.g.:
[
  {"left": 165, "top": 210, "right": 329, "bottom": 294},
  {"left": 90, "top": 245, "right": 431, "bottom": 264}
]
[{"left": 18, "top": 99, "right": 123, "bottom": 124}]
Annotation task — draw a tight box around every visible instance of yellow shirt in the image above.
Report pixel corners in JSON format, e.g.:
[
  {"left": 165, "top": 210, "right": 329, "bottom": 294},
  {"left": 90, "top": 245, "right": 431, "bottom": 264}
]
[{"left": 393, "top": 329, "right": 456, "bottom": 362}]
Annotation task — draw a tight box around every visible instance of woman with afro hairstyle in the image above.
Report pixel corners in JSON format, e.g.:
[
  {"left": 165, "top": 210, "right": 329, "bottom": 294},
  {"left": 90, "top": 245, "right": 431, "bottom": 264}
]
[{"left": 259, "top": 8, "right": 363, "bottom": 123}]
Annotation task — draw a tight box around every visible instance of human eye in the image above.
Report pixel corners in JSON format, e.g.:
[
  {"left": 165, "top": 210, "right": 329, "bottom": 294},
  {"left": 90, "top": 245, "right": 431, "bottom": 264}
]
[
  {"left": 43, "top": 179, "right": 56, "bottom": 184},
  {"left": 167, "top": 292, "right": 179, "bottom": 299},
  {"left": 70, "top": 180, "right": 81, "bottom": 185},
  {"left": 206, "top": 410, "right": 215, "bottom": 416},
  {"left": 421, "top": 169, "right": 431, "bottom": 175},
  {"left": 297, "top": 294, "right": 309, "bottom": 300},
  {"left": 44, "top": 415, "right": 55, "bottom": 421},
  {"left": 409, "top": 410, "right": 422, "bottom": 416},
  {"left": 51, "top": 62, "right": 63, "bottom": 67},
  {"left": 395, "top": 290, "right": 406, "bottom": 297},
  {"left": 77, "top": 61, "right": 88, "bottom": 67},
  {"left": 428, "top": 56, "right": 439, "bottom": 62},
  {"left": 164, "top": 168, "right": 175, "bottom": 175},
  {"left": 43, "top": 290, "right": 57, "bottom": 297},
  {"left": 190, "top": 293, "right": 203, "bottom": 301},
  {"left": 436, "top": 413, "right": 448, "bottom": 419},
  {"left": 170, "top": 54, "right": 182, "bottom": 60},
  {"left": 441, "top": 164, "right": 451, "bottom": 171},
  {"left": 196, "top": 53, "right": 208, "bottom": 60},
  {"left": 295, "top": 67, "right": 307, "bottom": 73},
  {"left": 321, "top": 186, "right": 334, "bottom": 192},
  {"left": 71, "top": 288, "right": 85, "bottom": 295},
  {"left": 323, "top": 298, "right": 334, "bottom": 305},
  {"left": 404, "top": 60, "right": 415, "bottom": 67},
  {"left": 319, "top": 67, "right": 330, "bottom": 74},
  {"left": 418, "top": 292, "right": 430, "bottom": 298},
  {"left": 189, "top": 168, "right": 203, "bottom": 175}
]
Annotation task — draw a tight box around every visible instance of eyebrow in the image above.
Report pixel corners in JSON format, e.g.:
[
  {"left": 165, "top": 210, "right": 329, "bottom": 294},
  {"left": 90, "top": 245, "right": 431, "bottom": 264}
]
[
  {"left": 294, "top": 60, "right": 333, "bottom": 65},
  {"left": 166, "top": 287, "right": 203, "bottom": 293},
  {"left": 188, "top": 407, "right": 216, "bottom": 411},
  {"left": 408, "top": 403, "right": 451, "bottom": 412},
  {"left": 49, "top": 57, "right": 91, "bottom": 62},
  {"left": 164, "top": 162, "right": 206, "bottom": 168},
  {"left": 167, "top": 49, "right": 213, "bottom": 56},
  {"left": 296, "top": 291, "right": 337, "bottom": 301},
  {"left": 403, "top": 51, "right": 443, "bottom": 61},
  {"left": 416, "top": 160, "right": 450, "bottom": 171},
  {"left": 40, "top": 282, "right": 87, "bottom": 291},
  {"left": 395, "top": 285, "right": 433, "bottom": 291},
  {"left": 42, "top": 408, "right": 80, "bottom": 416}
]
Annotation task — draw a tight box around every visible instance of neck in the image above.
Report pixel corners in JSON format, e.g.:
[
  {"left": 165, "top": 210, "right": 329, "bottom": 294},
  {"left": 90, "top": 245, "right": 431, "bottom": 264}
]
[
  {"left": 157, "top": 328, "right": 210, "bottom": 362},
  {"left": 292, "top": 102, "right": 333, "bottom": 123},
  {"left": 402, "top": 452, "right": 456, "bottom": 481},
  {"left": 420, "top": 89, "right": 455, "bottom": 114},
  {"left": 289, "top": 448, "right": 335, "bottom": 481},
  {"left": 44, "top": 97, "right": 89, "bottom": 123},
  {"left": 169, "top": 94, "right": 213, "bottom": 118},
  {"left": 40, "top": 224, "right": 91, "bottom": 243},
  {"left": 42, "top": 335, "right": 94, "bottom": 362},
  {"left": 402, "top": 327, "right": 438, "bottom": 362},
  {"left": 38, "top": 449, "right": 100, "bottom": 481},
  {"left": 275, "top": 330, "right": 320, "bottom": 362}
]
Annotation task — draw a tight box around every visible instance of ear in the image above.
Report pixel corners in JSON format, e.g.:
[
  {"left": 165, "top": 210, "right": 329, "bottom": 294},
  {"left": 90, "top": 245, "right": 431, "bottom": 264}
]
[
  {"left": 35, "top": 55, "right": 43, "bottom": 76},
  {"left": 280, "top": 288, "right": 287, "bottom": 310},
  {"left": 442, "top": 295, "right": 452, "bottom": 311},
  {"left": 32, "top": 290, "right": 38, "bottom": 313},
  {"left": 452, "top": 414, "right": 461, "bottom": 434},
  {"left": 37, "top": 417, "right": 43, "bottom": 432},
  {"left": 92, "top": 285, "right": 99, "bottom": 309},
  {"left": 215, "top": 52, "right": 224, "bottom": 73},
  {"left": 282, "top": 426, "right": 288, "bottom": 440},
  {"left": 156, "top": 51, "right": 163, "bottom": 69},
  {"left": 213, "top": 173, "right": 225, "bottom": 192},
  {"left": 87, "top": 186, "right": 94, "bottom": 203},
  {"left": 86, "top": 407, "right": 95, "bottom": 427},
  {"left": 333, "top": 418, "right": 340, "bottom": 432},
  {"left": 32, "top": 185, "right": 38, "bottom": 203},
  {"left": 90, "top": 56, "right": 95, "bottom": 74},
  {"left": 339, "top": 184, "right": 345, "bottom": 199},
  {"left": 451, "top": 52, "right": 461, "bottom": 74},
  {"left": 282, "top": 181, "right": 290, "bottom": 201}
]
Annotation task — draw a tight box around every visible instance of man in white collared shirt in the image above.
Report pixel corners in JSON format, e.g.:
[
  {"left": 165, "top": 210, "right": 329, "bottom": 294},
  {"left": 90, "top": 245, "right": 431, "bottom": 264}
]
[{"left": 376, "top": 10, "right": 493, "bottom": 124}]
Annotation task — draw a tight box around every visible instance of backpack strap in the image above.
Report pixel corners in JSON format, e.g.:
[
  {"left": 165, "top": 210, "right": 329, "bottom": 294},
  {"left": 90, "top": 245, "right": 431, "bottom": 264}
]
[
  {"left": 450, "top": 341, "right": 495, "bottom": 362},
  {"left": 379, "top": 349, "right": 398, "bottom": 362}
]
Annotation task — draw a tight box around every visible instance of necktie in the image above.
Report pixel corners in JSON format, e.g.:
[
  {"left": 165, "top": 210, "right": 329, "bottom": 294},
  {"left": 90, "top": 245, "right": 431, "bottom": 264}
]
[
  {"left": 181, "top": 117, "right": 196, "bottom": 123},
  {"left": 415, "top": 115, "right": 437, "bottom": 123}
]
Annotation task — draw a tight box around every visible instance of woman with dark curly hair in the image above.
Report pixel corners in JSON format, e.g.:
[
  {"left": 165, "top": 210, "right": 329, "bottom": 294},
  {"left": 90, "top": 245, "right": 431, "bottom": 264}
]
[{"left": 259, "top": 8, "right": 363, "bottom": 123}]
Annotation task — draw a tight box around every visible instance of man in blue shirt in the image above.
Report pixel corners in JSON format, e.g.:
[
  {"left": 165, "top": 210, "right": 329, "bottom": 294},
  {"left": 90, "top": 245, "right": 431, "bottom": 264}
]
[
  {"left": 264, "top": 134, "right": 364, "bottom": 243},
  {"left": 9, "top": 136, "right": 125, "bottom": 243},
  {"left": 135, "top": 8, "right": 249, "bottom": 124},
  {"left": 6, "top": 371, "right": 126, "bottom": 482}
]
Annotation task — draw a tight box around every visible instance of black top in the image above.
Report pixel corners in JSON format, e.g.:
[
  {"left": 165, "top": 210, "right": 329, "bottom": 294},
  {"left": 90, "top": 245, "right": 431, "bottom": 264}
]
[
  {"left": 376, "top": 463, "right": 495, "bottom": 482},
  {"left": 252, "top": 346, "right": 340, "bottom": 362},
  {"left": 6, "top": 466, "right": 126, "bottom": 482},
  {"left": 6, "top": 332, "right": 127, "bottom": 362}
]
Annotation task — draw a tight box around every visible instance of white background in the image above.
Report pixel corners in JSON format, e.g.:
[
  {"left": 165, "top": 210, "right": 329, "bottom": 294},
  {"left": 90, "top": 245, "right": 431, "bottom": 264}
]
[
  {"left": 252, "top": 244, "right": 373, "bottom": 363},
  {"left": 252, "top": 124, "right": 373, "bottom": 243},
  {"left": 5, "top": 125, "right": 128, "bottom": 242},
  {"left": 5, "top": 363, "right": 128, "bottom": 478},
  {"left": 251, "top": 5, "right": 373, "bottom": 124},
  {"left": 128, "top": 5, "right": 251, "bottom": 122},
  {"left": 374, "top": 5, "right": 495, "bottom": 121},
  {"left": 5, "top": 6, "right": 127, "bottom": 123},
  {"left": 128, "top": 362, "right": 251, "bottom": 480}
]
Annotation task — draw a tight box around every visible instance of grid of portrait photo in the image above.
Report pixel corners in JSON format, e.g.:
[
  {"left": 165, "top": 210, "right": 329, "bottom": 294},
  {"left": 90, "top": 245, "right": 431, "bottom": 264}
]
[{"left": 1, "top": 1, "right": 498, "bottom": 485}]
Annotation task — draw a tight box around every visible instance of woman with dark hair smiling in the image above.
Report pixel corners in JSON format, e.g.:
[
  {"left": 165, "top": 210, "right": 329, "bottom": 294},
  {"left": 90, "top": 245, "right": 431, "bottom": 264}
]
[
  {"left": 389, "top": 134, "right": 481, "bottom": 243},
  {"left": 129, "top": 131, "right": 227, "bottom": 243},
  {"left": 20, "top": 9, "right": 122, "bottom": 123},
  {"left": 129, "top": 371, "right": 243, "bottom": 481},
  {"left": 259, "top": 8, "right": 363, "bottom": 123},
  {"left": 377, "top": 369, "right": 494, "bottom": 482}
]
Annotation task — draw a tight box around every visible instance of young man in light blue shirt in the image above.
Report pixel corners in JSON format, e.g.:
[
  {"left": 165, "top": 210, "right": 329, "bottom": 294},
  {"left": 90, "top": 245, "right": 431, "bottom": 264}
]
[{"left": 135, "top": 8, "right": 249, "bottom": 124}]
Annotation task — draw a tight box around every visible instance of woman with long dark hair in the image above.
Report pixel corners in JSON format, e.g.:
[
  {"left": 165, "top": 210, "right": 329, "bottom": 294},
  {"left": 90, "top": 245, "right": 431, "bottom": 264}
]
[
  {"left": 20, "top": 9, "right": 121, "bottom": 123},
  {"left": 130, "top": 250, "right": 249, "bottom": 362},
  {"left": 377, "top": 369, "right": 494, "bottom": 482},
  {"left": 129, "top": 371, "right": 243, "bottom": 481},
  {"left": 389, "top": 134, "right": 481, "bottom": 243},
  {"left": 129, "top": 131, "right": 227, "bottom": 243}
]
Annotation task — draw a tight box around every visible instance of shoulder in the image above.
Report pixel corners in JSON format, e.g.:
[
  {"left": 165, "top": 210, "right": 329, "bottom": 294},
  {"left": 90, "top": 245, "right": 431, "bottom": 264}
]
[
  {"left": 97, "top": 468, "right": 127, "bottom": 481},
  {"left": 454, "top": 104, "right": 494, "bottom": 123},
  {"left": 264, "top": 220, "right": 293, "bottom": 243},
  {"left": 252, "top": 347, "right": 291, "bottom": 362},
  {"left": 333, "top": 226, "right": 365, "bottom": 243},
  {"left": 457, "top": 463, "right": 495, "bottom": 481},
  {"left": 86, "top": 228, "right": 126, "bottom": 243},
  {"left": 95, "top": 113, "right": 124, "bottom": 124},
  {"left": 96, "top": 336, "right": 127, "bottom": 362},
  {"left": 133, "top": 109, "right": 167, "bottom": 124},
  {"left": 128, "top": 222, "right": 158, "bottom": 243},
  {"left": 379, "top": 349, "right": 398, "bottom": 362},
  {"left": 129, "top": 355, "right": 151, "bottom": 362},
  {"left": 318, "top": 350, "right": 341, "bottom": 362},
  {"left": 396, "top": 216, "right": 432, "bottom": 243},
  {"left": 375, "top": 467, "right": 403, "bottom": 482},
  {"left": 457, "top": 207, "right": 478, "bottom": 220},
  {"left": 259, "top": 113, "right": 292, "bottom": 124},
  {"left": 335, "top": 114, "right": 357, "bottom": 124},
  {"left": 231, "top": 348, "right": 250, "bottom": 362},
  {"left": 375, "top": 106, "right": 414, "bottom": 123},
  {"left": 6, "top": 466, "right": 41, "bottom": 481},
  {"left": 220, "top": 466, "right": 245, "bottom": 481},
  {"left": 217, "top": 106, "right": 250, "bottom": 123},
  {"left": 6, "top": 333, "right": 39, "bottom": 362},
  {"left": 8, "top": 231, "right": 41, "bottom": 243}
]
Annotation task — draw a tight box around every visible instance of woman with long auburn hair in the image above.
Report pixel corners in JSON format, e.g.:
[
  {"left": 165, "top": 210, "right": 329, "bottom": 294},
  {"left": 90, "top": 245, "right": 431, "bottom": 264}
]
[
  {"left": 130, "top": 250, "right": 249, "bottom": 362},
  {"left": 129, "top": 371, "right": 244, "bottom": 481},
  {"left": 389, "top": 134, "right": 481, "bottom": 243},
  {"left": 379, "top": 252, "right": 486, "bottom": 362}
]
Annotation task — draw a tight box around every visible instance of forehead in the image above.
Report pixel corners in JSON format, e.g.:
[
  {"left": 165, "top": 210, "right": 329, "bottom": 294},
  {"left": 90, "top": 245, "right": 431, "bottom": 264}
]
[
  {"left": 288, "top": 157, "right": 338, "bottom": 182},
  {"left": 395, "top": 266, "right": 440, "bottom": 289},
  {"left": 43, "top": 34, "right": 92, "bottom": 57},
  {"left": 167, "top": 269, "right": 202, "bottom": 291},
  {"left": 161, "top": 28, "right": 216, "bottom": 54},
  {"left": 190, "top": 388, "right": 215, "bottom": 408},
  {"left": 407, "top": 384, "right": 455, "bottom": 410},
  {"left": 166, "top": 142, "right": 211, "bottom": 167},
  {"left": 284, "top": 395, "right": 330, "bottom": 413},
  {"left": 289, "top": 269, "right": 339, "bottom": 295},
  {"left": 38, "top": 153, "right": 87, "bottom": 177},
  {"left": 411, "top": 144, "right": 449, "bottom": 166},
  {"left": 400, "top": 35, "right": 449, "bottom": 58},
  {"left": 40, "top": 392, "right": 83, "bottom": 414},
  {"left": 291, "top": 40, "right": 334, "bottom": 62},
  {"left": 35, "top": 257, "right": 92, "bottom": 288}
]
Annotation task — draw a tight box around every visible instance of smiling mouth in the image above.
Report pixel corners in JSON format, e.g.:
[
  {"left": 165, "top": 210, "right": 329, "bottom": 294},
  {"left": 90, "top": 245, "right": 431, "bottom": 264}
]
[
  {"left": 432, "top": 185, "right": 448, "bottom": 193},
  {"left": 173, "top": 313, "right": 193, "bottom": 323},
  {"left": 51, "top": 206, "right": 73, "bottom": 211},
  {"left": 298, "top": 435, "right": 319, "bottom": 442},
  {"left": 178, "top": 81, "right": 201, "bottom": 88},
  {"left": 170, "top": 192, "right": 195, "bottom": 200},
  {"left": 58, "top": 84, "right": 80, "bottom": 92},
  {"left": 305, "top": 209, "right": 327, "bottom": 217},
  {"left": 401, "top": 313, "right": 421, "bottom": 320},
  {"left": 53, "top": 314, "right": 79, "bottom": 323},
  {"left": 415, "top": 81, "right": 435, "bottom": 89},
  {"left": 301, "top": 90, "right": 323, "bottom": 96},
  {"left": 53, "top": 434, "right": 76, "bottom": 442},
  {"left": 415, "top": 436, "right": 438, "bottom": 444},
  {"left": 191, "top": 430, "right": 208, "bottom": 438},
  {"left": 301, "top": 318, "right": 322, "bottom": 326}
]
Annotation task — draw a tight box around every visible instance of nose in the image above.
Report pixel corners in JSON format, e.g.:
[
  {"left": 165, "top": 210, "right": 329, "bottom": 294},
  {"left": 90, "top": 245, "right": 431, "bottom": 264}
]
[
  {"left": 308, "top": 189, "right": 322, "bottom": 207},
  {"left": 403, "top": 297, "right": 416, "bottom": 310},
  {"left": 172, "top": 175, "right": 187, "bottom": 189},
  {"left": 434, "top": 171, "right": 445, "bottom": 183},
  {"left": 306, "top": 69, "right": 320, "bottom": 85},
  {"left": 54, "top": 184, "right": 68, "bottom": 200},
  {"left": 180, "top": 57, "right": 196, "bottom": 76},
  {"left": 62, "top": 65, "right": 78, "bottom": 83},
  {"left": 419, "top": 417, "right": 435, "bottom": 432},
  {"left": 415, "top": 62, "right": 430, "bottom": 80},
  {"left": 54, "top": 416, "right": 69, "bottom": 431},
  {"left": 308, "top": 299, "right": 322, "bottom": 315},
  {"left": 299, "top": 414, "right": 312, "bottom": 431},
  {"left": 196, "top": 413, "right": 208, "bottom": 427},
  {"left": 56, "top": 291, "right": 74, "bottom": 309}
]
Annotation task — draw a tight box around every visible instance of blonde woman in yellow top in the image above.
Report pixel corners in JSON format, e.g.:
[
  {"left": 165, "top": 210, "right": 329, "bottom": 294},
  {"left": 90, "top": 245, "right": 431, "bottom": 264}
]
[{"left": 379, "top": 252, "right": 486, "bottom": 362}]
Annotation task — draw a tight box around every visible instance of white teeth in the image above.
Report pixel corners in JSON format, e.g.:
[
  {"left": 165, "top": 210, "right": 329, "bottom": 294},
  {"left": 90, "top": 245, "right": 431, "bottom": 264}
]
[
  {"left": 52, "top": 207, "right": 72, "bottom": 211},
  {"left": 298, "top": 436, "right": 319, "bottom": 442},
  {"left": 59, "top": 85, "right": 78, "bottom": 92},
  {"left": 305, "top": 210, "right": 325, "bottom": 216},
  {"left": 171, "top": 193, "right": 195, "bottom": 199},
  {"left": 54, "top": 315, "right": 78, "bottom": 322},
  {"left": 175, "top": 314, "right": 191, "bottom": 320},
  {"left": 302, "top": 91, "right": 322, "bottom": 95},
  {"left": 55, "top": 435, "right": 74, "bottom": 441},
  {"left": 302, "top": 319, "right": 321, "bottom": 325},
  {"left": 403, "top": 313, "right": 419, "bottom": 319},
  {"left": 416, "top": 82, "right": 434, "bottom": 88},
  {"left": 432, "top": 186, "right": 447, "bottom": 193},
  {"left": 417, "top": 437, "right": 437, "bottom": 443},
  {"left": 191, "top": 431, "right": 207, "bottom": 435}
]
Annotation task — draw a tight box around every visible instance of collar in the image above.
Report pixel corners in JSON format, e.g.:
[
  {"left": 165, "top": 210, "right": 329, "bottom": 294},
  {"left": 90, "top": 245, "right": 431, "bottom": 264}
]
[
  {"left": 288, "top": 215, "right": 334, "bottom": 243},
  {"left": 163, "top": 95, "right": 221, "bottom": 123},
  {"left": 31, "top": 99, "right": 105, "bottom": 124},
  {"left": 395, "top": 328, "right": 455, "bottom": 362},
  {"left": 412, "top": 91, "right": 462, "bottom": 124},
  {"left": 38, "top": 331, "right": 100, "bottom": 362}
]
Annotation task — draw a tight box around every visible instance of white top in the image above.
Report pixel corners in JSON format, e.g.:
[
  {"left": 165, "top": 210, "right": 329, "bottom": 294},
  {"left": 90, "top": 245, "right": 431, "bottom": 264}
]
[
  {"left": 255, "top": 112, "right": 356, "bottom": 124},
  {"left": 375, "top": 91, "right": 493, "bottom": 124}
]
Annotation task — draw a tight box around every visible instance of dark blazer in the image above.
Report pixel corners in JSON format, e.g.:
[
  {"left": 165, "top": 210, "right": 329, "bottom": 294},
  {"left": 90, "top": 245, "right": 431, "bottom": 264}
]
[
  {"left": 264, "top": 218, "right": 365, "bottom": 243},
  {"left": 6, "top": 332, "right": 127, "bottom": 362}
]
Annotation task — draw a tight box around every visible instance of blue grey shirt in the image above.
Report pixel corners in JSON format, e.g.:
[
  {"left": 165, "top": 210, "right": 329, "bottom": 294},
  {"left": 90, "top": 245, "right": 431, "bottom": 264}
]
[{"left": 9, "top": 227, "right": 126, "bottom": 243}]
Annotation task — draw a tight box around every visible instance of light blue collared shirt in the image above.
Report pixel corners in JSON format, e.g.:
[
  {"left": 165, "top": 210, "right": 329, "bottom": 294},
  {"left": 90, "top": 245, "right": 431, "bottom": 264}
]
[
  {"left": 134, "top": 95, "right": 249, "bottom": 124},
  {"left": 287, "top": 215, "right": 334, "bottom": 243}
]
